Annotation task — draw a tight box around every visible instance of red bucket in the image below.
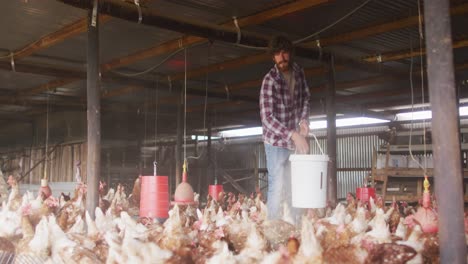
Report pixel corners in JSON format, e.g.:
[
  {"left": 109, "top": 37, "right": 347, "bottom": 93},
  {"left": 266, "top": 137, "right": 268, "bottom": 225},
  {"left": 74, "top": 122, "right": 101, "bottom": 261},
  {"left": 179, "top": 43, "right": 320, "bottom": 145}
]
[
  {"left": 140, "top": 176, "right": 169, "bottom": 219},
  {"left": 208, "top": 184, "right": 223, "bottom": 200},
  {"left": 356, "top": 187, "right": 376, "bottom": 203}
]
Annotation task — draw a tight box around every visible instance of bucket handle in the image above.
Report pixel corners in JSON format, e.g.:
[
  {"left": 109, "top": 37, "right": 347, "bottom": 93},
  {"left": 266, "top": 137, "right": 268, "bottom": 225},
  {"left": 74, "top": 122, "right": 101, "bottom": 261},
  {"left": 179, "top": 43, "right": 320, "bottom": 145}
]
[
  {"left": 311, "top": 133, "right": 325, "bottom": 155},
  {"left": 294, "top": 132, "right": 325, "bottom": 155}
]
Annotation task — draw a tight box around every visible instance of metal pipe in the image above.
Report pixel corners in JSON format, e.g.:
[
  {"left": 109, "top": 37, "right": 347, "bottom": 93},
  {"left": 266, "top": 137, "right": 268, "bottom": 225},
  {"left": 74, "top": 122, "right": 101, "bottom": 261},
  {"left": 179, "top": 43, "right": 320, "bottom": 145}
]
[
  {"left": 424, "top": 0, "right": 467, "bottom": 262},
  {"left": 86, "top": 0, "right": 100, "bottom": 219},
  {"left": 327, "top": 56, "right": 337, "bottom": 205}
]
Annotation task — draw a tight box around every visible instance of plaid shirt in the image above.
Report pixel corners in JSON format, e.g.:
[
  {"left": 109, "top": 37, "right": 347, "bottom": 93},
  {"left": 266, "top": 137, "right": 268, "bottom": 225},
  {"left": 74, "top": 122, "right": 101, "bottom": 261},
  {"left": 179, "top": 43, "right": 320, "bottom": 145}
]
[{"left": 260, "top": 62, "right": 310, "bottom": 149}]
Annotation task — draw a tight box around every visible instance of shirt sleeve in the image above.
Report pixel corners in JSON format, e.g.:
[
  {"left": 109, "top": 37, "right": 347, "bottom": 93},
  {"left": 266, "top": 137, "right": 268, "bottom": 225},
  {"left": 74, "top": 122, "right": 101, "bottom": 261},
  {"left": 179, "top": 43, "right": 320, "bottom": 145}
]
[
  {"left": 300, "top": 68, "right": 311, "bottom": 122},
  {"left": 260, "top": 75, "right": 293, "bottom": 141}
]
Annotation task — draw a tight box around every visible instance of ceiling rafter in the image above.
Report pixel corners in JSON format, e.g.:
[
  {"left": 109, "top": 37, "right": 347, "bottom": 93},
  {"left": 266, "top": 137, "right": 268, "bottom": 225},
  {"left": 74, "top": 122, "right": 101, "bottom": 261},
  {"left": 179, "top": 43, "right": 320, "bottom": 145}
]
[
  {"left": 162, "top": 3, "right": 468, "bottom": 87},
  {"left": 302, "top": 2, "right": 468, "bottom": 48},
  {"left": 363, "top": 39, "right": 468, "bottom": 63},
  {"left": 10, "top": 15, "right": 111, "bottom": 61},
  {"left": 11, "top": 0, "right": 330, "bottom": 100},
  {"left": 101, "top": 0, "right": 333, "bottom": 71}
]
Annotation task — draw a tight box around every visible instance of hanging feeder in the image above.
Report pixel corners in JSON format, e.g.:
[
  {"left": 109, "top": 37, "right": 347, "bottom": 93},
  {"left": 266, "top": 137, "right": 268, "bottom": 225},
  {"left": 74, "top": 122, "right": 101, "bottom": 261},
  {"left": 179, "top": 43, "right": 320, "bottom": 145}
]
[
  {"left": 356, "top": 187, "right": 376, "bottom": 204},
  {"left": 140, "top": 162, "right": 169, "bottom": 220},
  {"left": 208, "top": 171, "right": 223, "bottom": 201},
  {"left": 172, "top": 159, "right": 197, "bottom": 205}
]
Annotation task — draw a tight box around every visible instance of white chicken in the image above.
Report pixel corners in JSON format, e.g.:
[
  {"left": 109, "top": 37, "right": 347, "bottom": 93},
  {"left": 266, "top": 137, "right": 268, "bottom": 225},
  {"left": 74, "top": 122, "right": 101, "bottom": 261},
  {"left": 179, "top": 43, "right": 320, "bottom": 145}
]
[{"left": 47, "top": 215, "right": 102, "bottom": 264}]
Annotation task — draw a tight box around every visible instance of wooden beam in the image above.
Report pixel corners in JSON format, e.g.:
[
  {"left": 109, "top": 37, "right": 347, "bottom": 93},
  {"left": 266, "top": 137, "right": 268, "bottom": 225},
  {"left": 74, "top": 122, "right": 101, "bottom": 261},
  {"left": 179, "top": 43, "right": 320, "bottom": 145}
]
[
  {"left": 102, "top": 0, "right": 332, "bottom": 71},
  {"left": 363, "top": 39, "right": 468, "bottom": 63},
  {"left": 310, "top": 75, "right": 394, "bottom": 93},
  {"left": 17, "top": 0, "right": 326, "bottom": 99},
  {"left": 12, "top": 15, "right": 111, "bottom": 60},
  {"left": 18, "top": 78, "right": 78, "bottom": 97},
  {"left": 207, "top": 64, "right": 345, "bottom": 94},
  {"left": 336, "top": 105, "right": 395, "bottom": 121},
  {"left": 101, "top": 85, "right": 144, "bottom": 99},
  {"left": 303, "top": 2, "right": 468, "bottom": 48},
  {"left": 170, "top": 53, "right": 270, "bottom": 81}
]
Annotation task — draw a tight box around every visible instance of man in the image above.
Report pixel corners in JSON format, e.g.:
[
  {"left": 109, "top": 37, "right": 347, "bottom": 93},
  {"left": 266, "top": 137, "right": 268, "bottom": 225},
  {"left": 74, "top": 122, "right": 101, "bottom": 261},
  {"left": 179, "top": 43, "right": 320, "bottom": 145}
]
[{"left": 260, "top": 35, "right": 310, "bottom": 221}]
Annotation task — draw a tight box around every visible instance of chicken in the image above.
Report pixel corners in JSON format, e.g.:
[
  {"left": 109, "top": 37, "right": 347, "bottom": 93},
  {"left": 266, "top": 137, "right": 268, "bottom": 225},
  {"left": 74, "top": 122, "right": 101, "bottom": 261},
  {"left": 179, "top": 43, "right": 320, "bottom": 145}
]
[
  {"left": 56, "top": 184, "right": 86, "bottom": 232},
  {"left": 234, "top": 224, "right": 267, "bottom": 263},
  {"left": 6, "top": 175, "right": 22, "bottom": 211},
  {"left": 156, "top": 205, "right": 195, "bottom": 263},
  {"left": 106, "top": 229, "right": 172, "bottom": 264},
  {"left": 0, "top": 200, "right": 22, "bottom": 238},
  {"left": 261, "top": 219, "right": 297, "bottom": 250},
  {"left": 109, "top": 184, "right": 128, "bottom": 217},
  {"left": 18, "top": 216, "right": 51, "bottom": 259},
  {"left": 346, "top": 192, "right": 357, "bottom": 218},
  {"left": 387, "top": 197, "right": 402, "bottom": 233},
  {"left": 223, "top": 215, "right": 255, "bottom": 253},
  {"left": 99, "top": 186, "right": 114, "bottom": 214},
  {"left": 393, "top": 217, "right": 407, "bottom": 240},
  {"left": 48, "top": 214, "right": 103, "bottom": 264},
  {"left": 315, "top": 203, "right": 354, "bottom": 250},
  {"left": 206, "top": 240, "right": 236, "bottom": 264},
  {"left": 348, "top": 206, "right": 368, "bottom": 235},
  {"left": 24, "top": 194, "right": 59, "bottom": 228},
  {"left": 365, "top": 243, "right": 417, "bottom": 264},
  {"left": 293, "top": 216, "right": 323, "bottom": 263},
  {"left": 127, "top": 177, "right": 141, "bottom": 208}
]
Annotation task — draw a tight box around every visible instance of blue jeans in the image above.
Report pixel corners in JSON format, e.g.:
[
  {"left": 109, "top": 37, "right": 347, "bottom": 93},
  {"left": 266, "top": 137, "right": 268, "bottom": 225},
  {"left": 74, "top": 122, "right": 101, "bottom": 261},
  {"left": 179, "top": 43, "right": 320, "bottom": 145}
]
[{"left": 265, "top": 143, "right": 294, "bottom": 221}]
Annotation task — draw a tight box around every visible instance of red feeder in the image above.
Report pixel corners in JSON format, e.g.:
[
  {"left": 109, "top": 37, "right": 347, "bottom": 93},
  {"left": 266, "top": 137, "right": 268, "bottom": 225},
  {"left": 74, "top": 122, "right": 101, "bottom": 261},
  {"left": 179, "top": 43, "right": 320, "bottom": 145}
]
[
  {"left": 140, "top": 162, "right": 169, "bottom": 219},
  {"left": 208, "top": 184, "right": 223, "bottom": 200},
  {"left": 356, "top": 187, "right": 376, "bottom": 203}
]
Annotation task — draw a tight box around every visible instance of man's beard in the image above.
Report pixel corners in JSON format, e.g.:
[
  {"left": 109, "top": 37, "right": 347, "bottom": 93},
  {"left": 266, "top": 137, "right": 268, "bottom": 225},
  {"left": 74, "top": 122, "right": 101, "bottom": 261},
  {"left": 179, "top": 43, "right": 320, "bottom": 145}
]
[{"left": 276, "top": 60, "right": 290, "bottom": 72}]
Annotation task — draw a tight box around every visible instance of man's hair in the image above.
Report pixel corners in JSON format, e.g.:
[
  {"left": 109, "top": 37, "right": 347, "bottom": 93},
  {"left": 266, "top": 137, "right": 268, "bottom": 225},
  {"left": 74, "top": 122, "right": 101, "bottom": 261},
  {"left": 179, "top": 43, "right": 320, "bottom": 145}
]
[{"left": 268, "top": 35, "right": 294, "bottom": 55}]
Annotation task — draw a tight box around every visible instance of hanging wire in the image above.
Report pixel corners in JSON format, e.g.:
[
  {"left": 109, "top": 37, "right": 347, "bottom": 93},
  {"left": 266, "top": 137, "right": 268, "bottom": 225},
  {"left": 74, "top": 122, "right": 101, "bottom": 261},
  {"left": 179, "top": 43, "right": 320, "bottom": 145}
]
[
  {"left": 0, "top": 53, "right": 13, "bottom": 59},
  {"left": 110, "top": 48, "right": 184, "bottom": 77},
  {"left": 230, "top": 0, "right": 372, "bottom": 51},
  {"left": 187, "top": 43, "right": 211, "bottom": 160},
  {"left": 154, "top": 76, "right": 159, "bottom": 163},
  {"left": 293, "top": 0, "right": 373, "bottom": 45},
  {"left": 110, "top": 42, "right": 205, "bottom": 77},
  {"left": 407, "top": 0, "right": 427, "bottom": 174},
  {"left": 183, "top": 48, "right": 187, "bottom": 161},
  {"left": 143, "top": 87, "right": 148, "bottom": 168},
  {"left": 44, "top": 90, "right": 50, "bottom": 180},
  {"left": 417, "top": 0, "right": 428, "bottom": 167}
]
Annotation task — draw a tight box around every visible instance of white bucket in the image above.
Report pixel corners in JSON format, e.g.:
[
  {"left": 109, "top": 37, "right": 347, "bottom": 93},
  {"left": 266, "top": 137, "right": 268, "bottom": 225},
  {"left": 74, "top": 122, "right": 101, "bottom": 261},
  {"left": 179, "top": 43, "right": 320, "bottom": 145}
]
[
  {"left": 289, "top": 133, "right": 329, "bottom": 208},
  {"left": 290, "top": 154, "right": 329, "bottom": 208}
]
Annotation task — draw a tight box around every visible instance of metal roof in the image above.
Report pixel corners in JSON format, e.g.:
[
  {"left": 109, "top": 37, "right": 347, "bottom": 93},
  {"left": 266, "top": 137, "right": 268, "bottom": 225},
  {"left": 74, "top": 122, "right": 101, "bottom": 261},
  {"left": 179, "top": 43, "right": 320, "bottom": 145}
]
[{"left": 0, "top": 0, "right": 467, "bottom": 137}]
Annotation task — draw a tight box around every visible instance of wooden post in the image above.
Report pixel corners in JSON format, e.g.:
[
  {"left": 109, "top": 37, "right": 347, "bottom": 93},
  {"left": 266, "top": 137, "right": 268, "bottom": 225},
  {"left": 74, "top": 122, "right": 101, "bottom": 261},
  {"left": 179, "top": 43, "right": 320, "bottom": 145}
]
[
  {"left": 86, "top": 0, "right": 100, "bottom": 219},
  {"left": 424, "top": 0, "right": 467, "bottom": 262},
  {"left": 326, "top": 56, "right": 337, "bottom": 205}
]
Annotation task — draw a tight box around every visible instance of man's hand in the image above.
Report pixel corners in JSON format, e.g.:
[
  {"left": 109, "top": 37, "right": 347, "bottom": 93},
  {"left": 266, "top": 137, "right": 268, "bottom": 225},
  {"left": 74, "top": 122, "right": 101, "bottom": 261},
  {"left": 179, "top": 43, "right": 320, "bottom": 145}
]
[
  {"left": 291, "top": 131, "right": 309, "bottom": 154},
  {"left": 299, "top": 120, "right": 309, "bottom": 137}
]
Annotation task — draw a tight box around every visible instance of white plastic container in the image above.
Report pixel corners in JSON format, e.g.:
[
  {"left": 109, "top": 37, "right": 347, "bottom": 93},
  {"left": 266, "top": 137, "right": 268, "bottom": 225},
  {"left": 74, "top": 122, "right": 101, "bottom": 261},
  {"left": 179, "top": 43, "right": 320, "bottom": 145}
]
[{"left": 289, "top": 154, "right": 329, "bottom": 208}]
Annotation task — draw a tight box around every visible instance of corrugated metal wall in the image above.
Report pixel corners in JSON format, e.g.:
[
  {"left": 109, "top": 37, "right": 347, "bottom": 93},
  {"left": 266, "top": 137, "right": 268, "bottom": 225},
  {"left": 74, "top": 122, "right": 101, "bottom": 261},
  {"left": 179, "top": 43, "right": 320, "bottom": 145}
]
[
  {"left": 310, "top": 132, "right": 385, "bottom": 199},
  {"left": 0, "top": 142, "right": 86, "bottom": 184}
]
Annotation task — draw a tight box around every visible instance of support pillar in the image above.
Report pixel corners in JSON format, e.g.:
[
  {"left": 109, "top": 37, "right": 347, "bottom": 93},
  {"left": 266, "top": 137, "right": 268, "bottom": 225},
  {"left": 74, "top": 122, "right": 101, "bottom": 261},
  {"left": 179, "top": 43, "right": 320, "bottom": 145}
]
[
  {"left": 86, "top": 0, "right": 100, "bottom": 218},
  {"left": 424, "top": 0, "right": 466, "bottom": 262},
  {"left": 326, "top": 56, "right": 337, "bottom": 206}
]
